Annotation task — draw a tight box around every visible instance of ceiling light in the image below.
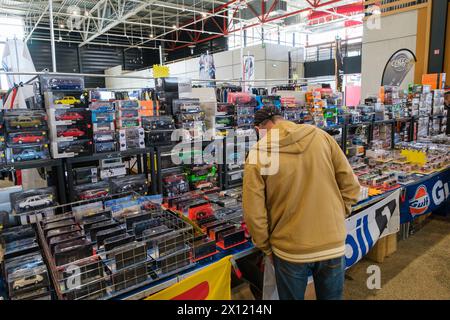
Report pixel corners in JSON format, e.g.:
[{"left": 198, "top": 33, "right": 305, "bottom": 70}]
[
  {"left": 172, "top": 24, "right": 177, "bottom": 29},
  {"left": 201, "top": 12, "right": 207, "bottom": 18},
  {"left": 84, "top": 10, "right": 89, "bottom": 16},
  {"left": 73, "top": 10, "right": 78, "bottom": 15},
  {"left": 60, "top": 23, "right": 65, "bottom": 28},
  {"left": 149, "top": 33, "right": 154, "bottom": 38}
]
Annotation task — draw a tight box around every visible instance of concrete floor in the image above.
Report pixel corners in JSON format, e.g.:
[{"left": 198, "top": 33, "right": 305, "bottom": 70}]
[
  {"left": 233, "top": 216, "right": 450, "bottom": 300},
  {"left": 345, "top": 216, "right": 450, "bottom": 300}
]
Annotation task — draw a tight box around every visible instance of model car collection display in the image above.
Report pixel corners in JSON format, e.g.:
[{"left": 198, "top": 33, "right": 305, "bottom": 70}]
[
  {"left": 0, "top": 75, "right": 448, "bottom": 300},
  {"left": 3, "top": 110, "right": 50, "bottom": 163}
]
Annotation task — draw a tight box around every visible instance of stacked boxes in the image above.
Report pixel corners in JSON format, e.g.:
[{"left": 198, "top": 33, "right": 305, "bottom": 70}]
[
  {"left": 115, "top": 100, "right": 145, "bottom": 151},
  {"left": 4, "top": 110, "right": 50, "bottom": 163},
  {"left": 42, "top": 76, "right": 92, "bottom": 158},
  {"left": 90, "top": 100, "right": 117, "bottom": 153}
]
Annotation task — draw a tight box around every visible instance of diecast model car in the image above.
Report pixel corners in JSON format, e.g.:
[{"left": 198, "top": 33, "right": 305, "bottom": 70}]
[
  {"left": 62, "top": 144, "right": 86, "bottom": 153},
  {"left": 57, "top": 128, "right": 86, "bottom": 137},
  {"left": 56, "top": 112, "right": 84, "bottom": 121},
  {"left": 13, "top": 149, "right": 45, "bottom": 161},
  {"left": 54, "top": 96, "right": 81, "bottom": 105},
  {"left": 18, "top": 195, "right": 53, "bottom": 210},
  {"left": 10, "top": 116, "right": 42, "bottom": 129},
  {"left": 79, "top": 189, "right": 109, "bottom": 200},
  {"left": 12, "top": 133, "right": 44, "bottom": 144},
  {"left": 13, "top": 274, "right": 44, "bottom": 290}
]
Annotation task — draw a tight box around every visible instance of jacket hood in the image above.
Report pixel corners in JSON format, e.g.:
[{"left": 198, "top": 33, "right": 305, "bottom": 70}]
[{"left": 255, "top": 121, "right": 317, "bottom": 154}]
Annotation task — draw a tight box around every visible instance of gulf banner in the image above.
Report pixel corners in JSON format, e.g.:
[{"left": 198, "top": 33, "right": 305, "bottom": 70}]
[
  {"left": 345, "top": 189, "right": 400, "bottom": 268},
  {"left": 145, "top": 256, "right": 232, "bottom": 300},
  {"left": 400, "top": 167, "right": 450, "bottom": 223}
]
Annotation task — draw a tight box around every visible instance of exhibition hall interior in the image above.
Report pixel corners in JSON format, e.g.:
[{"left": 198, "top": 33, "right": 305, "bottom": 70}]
[{"left": 0, "top": 0, "right": 449, "bottom": 301}]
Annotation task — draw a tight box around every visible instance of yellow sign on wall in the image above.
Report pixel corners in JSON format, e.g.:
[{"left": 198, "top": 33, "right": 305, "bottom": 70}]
[{"left": 153, "top": 65, "right": 169, "bottom": 78}]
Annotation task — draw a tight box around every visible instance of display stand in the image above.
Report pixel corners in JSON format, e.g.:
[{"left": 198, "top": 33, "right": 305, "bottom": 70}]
[
  {"left": 0, "top": 158, "right": 66, "bottom": 204},
  {"left": 64, "top": 147, "right": 155, "bottom": 202}
]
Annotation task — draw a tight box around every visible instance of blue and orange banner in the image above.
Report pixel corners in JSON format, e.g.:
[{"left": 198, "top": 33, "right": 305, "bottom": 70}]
[{"left": 145, "top": 256, "right": 232, "bottom": 300}]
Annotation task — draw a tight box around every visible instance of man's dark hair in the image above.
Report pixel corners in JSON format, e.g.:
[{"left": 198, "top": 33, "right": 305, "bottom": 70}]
[{"left": 254, "top": 106, "right": 283, "bottom": 126}]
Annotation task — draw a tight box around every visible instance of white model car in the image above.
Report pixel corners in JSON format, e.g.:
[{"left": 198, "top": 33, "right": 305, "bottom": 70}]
[
  {"left": 13, "top": 274, "right": 44, "bottom": 290},
  {"left": 18, "top": 195, "right": 53, "bottom": 210}
]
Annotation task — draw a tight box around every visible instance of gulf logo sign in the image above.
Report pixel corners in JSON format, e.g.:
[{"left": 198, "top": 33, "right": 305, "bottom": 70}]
[{"left": 409, "top": 185, "right": 430, "bottom": 216}]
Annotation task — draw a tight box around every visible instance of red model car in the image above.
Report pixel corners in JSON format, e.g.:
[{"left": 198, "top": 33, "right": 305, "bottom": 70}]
[
  {"left": 56, "top": 112, "right": 84, "bottom": 121},
  {"left": 57, "top": 128, "right": 85, "bottom": 137},
  {"left": 12, "top": 134, "right": 44, "bottom": 144},
  {"left": 79, "top": 189, "right": 109, "bottom": 200}
]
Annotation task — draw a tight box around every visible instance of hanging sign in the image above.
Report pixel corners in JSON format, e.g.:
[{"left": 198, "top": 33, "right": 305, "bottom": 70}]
[{"left": 153, "top": 65, "right": 170, "bottom": 78}]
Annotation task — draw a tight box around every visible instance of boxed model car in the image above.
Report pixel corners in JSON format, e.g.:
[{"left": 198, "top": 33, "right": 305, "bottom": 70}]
[
  {"left": 6, "top": 144, "right": 50, "bottom": 163},
  {"left": 118, "top": 128, "right": 145, "bottom": 151},
  {"left": 111, "top": 174, "right": 148, "bottom": 194},
  {"left": 7, "top": 131, "right": 48, "bottom": 146},
  {"left": 44, "top": 91, "right": 87, "bottom": 107},
  {"left": 74, "top": 181, "right": 111, "bottom": 201},
  {"left": 40, "top": 75, "right": 84, "bottom": 91},
  {"left": 94, "top": 141, "right": 117, "bottom": 153},
  {"left": 10, "top": 187, "right": 56, "bottom": 214},
  {"left": 52, "top": 139, "right": 93, "bottom": 158},
  {"left": 5, "top": 252, "right": 50, "bottom": 299},
  {"left": 4, "top": 110, "right": 48, "bottom": 131}
]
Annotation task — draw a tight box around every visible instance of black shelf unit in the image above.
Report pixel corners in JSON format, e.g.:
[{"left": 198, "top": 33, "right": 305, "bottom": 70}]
[
  {"left": 0, "top": 158, "right": 67, "bottom": 204},
  {"left": 154, "top": 139, "right": 221, "bottom": 195},
  {"left": 64, "top": 147, "right": 155, "bottom": 202}
]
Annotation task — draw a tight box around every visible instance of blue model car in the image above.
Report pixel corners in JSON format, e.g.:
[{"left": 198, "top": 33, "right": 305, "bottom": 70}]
[{"left": 13, "top": 149, "right": 44, "bottom": 162}]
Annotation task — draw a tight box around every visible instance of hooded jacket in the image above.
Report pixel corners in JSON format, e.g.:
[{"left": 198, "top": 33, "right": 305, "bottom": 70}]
[{"left": 243, "top": 121, "right": 360, "bottom": 263}]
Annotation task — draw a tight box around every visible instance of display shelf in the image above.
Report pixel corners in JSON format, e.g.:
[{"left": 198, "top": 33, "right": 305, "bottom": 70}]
[
  {"left": 0, "top": 158, "right": 66, "bottom": 204},
  {"left": 64, "top": 147, "right": 155, "bottom": 202}
]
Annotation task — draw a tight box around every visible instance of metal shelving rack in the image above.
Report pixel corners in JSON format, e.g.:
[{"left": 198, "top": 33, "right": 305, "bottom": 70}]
[
  {"left": 0, "top": 158, "right": 67, "bottom": 204},
  {"left": 64, "top": 147, "right": 155, "bottom": 202}
]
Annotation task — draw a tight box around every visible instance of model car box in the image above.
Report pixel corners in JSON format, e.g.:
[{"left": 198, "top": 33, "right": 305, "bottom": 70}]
[
  {"left": 110, "top": 174, "right": 148, "bottom": 195},
  {"left": 145, "top": 130, "right": 174, "bottom": 146},
  {"left": 93, "top": 130, "right": 116, "bottom": 143},
  {"left": 156, "top": 247, "right": 191, "bottom": 274},
  {"left": 6, "top": 131, "right": 49, "bottom": 146},
  {"left": 89, "top": 101, "right": 115, "bottom": 112},
  {"left": 118, "top": 128, "right": 145, "bottom": 151},
  {"left": 89, "top": 90, "right": 115, "bottom": 102},
  {"left": 91, "top": 111, "right": 115, "bottom": 123},
  {"left": 110, "top": 201, "right": 141, "bottom": 220},
  {"left": 112, "top": 263, "right": 148, "bottom": 292},
  {"left": 51, "top": 123, "right": 93, "bottom": 142},
  {"left": 74, "top": 181, "right": 111, "bottom": 201},
  {"left": 115, "top": 100, "right": 141, "bottom": 110},
  {"left": 53, "top": 239, "right": 93, "bottom": 266},
  {"left": 40, "top": 75, "right": 84, "bottom": 92},
  {"left": 10, "top": 187, "right": 56, "bottom": 214},
  {"left": 51, "top": 139, "right": 93, "bottom": 158},
  {"left": 94, "top": 141, "right": 117, "bottom": 153},
  {"left": 142, "top": 116, "right": 175, "bottom": 131},
  {"left": 116, "top": 118, "right": 141, "bottom": 129},
  {"left": 110, "top": 242, "right": 147, "bottom": 271},
  {"left": 5, "top": 252, "right": 50, "bottom": 299},
  {"left": 6, "top": 144, "right": 50, "bottom": 164},
  {"left": 4, "top": 110, "right": 48, "bottom": 132},
  {"left": 148, "top": 230, "right": 186, "bottom": 259},
  {"left": 3, "top": 236, "right": 40, "bottom": 260}
]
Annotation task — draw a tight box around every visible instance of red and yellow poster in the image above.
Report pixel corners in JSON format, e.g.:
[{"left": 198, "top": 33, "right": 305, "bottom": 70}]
[{"left": 145, "top": 256, "right": 232, "bottom": 300}]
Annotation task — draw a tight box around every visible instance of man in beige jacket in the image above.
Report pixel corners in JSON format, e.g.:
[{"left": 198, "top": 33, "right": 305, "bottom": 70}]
[{"left": 243, "top": 107, "right": 360, "bottom": 300}]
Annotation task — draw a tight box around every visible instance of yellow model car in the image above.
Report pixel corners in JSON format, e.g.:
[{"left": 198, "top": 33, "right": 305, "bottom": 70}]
[{"left": 54, "top": 96, "right": 81, "bottom": 105}]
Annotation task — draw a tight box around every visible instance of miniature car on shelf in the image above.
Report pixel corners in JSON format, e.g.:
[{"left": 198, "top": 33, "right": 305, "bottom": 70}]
[
  {"left": 12, "top": 133, "right": 45, "bottom": 144},
  {"left": 62, "top": 144, "right": 86, "bottom": 153},
  {"left": 54, "top": 96, "right": 81, "bottom": 105},
  {"left": 10, "top": 117, "right": 42, "bottom": 129},
  {"left": 57, "top": 128, "right": 85, "bottom": 137},
  {"left": 13, "top": 149, "right": 45, "bottom": 161},
  {"left": 13, "top": 274, "right": 44, "bottom": 290},
  {"left": 79, "top": 189, "right": 109, "bottom": 200},
  {"left": 56, "top": 112, "right": 84, "bottom": 121},
  {"left": 18, "top": 195, "right": 53, "bottom": 210}
]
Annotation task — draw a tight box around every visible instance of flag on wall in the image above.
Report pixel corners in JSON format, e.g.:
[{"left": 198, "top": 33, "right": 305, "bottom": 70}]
[
  {"left": 145, "top": 256, "right": 232, "bottom": 300},
  {"left": 381, "top": 49, "right": 416, "bottom": 86}
]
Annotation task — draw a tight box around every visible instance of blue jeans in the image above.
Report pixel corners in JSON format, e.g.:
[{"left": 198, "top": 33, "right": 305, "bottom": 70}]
[{"left": 273, "top": 255, "right": 345, "bottom": 300}]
